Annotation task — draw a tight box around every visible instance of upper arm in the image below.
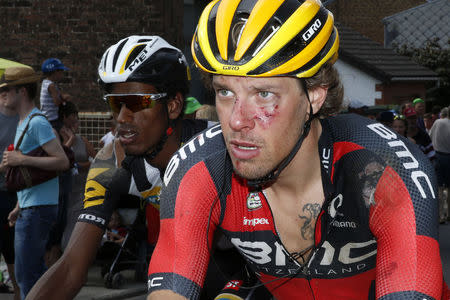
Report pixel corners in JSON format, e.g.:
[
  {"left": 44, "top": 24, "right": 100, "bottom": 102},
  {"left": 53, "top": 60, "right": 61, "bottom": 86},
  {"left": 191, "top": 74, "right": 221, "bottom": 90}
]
[
  {"left": 41, "top": 137, "right": 66, "bottom": 160},
  {"left": 40, "top": 138, "right": 69, "bottom": 171},
  {"left": 370, "top": 166, "right": 442, "bottom": 299},
  {"left": 148, "top": 162, "right": 221, "bottom": 300},
  {"left": 82, "top": 136, "right": 97, "bottom": 158},
  {"left": 47, "top": 83, "right": 62, "bottom": 105}
]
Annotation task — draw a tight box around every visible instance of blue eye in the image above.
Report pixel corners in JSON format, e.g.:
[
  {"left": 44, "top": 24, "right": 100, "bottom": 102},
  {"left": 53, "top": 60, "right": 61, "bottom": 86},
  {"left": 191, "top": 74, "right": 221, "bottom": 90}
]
[
  {"left": 258, "top": 91, "right": 274, "bottom": 99},
  {"left": 259, "top": 91, "right": 270, "bottom": 98},
  {"left": 218, "top": 89, "right": 233, "bottom": 97}
]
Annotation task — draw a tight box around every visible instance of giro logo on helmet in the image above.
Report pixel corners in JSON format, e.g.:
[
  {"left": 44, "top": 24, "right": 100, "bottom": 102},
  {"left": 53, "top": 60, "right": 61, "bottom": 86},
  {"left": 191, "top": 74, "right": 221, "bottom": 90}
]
[
  {"left": 302, "top": 19, "right": 322, "bottom": 42},
  {"left": 223, "top": 65, "right": 240, "bottom": 71}
]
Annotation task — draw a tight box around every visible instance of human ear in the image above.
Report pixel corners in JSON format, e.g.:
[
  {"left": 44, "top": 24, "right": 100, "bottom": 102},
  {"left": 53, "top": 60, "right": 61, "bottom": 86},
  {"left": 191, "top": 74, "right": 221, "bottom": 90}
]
[
  {"left": 167, "top": 92, "right": 184, "bottom": 120},
  {"left": 308, "top": 85, "right": 328, "bottom": 115}
]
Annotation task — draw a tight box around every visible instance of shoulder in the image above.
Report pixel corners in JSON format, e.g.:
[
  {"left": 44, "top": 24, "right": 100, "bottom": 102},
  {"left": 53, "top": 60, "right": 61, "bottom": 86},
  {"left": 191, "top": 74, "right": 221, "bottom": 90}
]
[
  {"left": 28, "top": 112, "right": 50, "bottom": 126},
  {"left": 28, "top": 112, "right": 53, "bottom": 134},
  {"left": 163, "top": 123, "right": 226, "bottom": 187},
  {"left": 323, "top": 113, "right": 434, "bottom": 181},
  {"left": 323, "top": 114, "right": 424, "bottom": 156},
  {"left": 87, "top": 144, "right": 129, "bottom": 192}
]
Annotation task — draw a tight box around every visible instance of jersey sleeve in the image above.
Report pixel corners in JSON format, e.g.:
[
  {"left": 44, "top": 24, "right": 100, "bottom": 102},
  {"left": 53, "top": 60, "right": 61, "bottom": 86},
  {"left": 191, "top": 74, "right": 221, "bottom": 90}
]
[
  {"left": 369, "top": 165, "right": 443, "bottom": 299},
  {"left": 147, "top": 161, "right": 222, "bottom": 299},
  {"left": 77, "top": 143, "right": 128, "bottom": 230}
]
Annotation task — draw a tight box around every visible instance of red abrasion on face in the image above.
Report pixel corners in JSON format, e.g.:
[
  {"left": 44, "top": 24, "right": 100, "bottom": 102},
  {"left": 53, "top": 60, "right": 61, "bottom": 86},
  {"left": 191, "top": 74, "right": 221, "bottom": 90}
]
[{"left": 254, "top": 105, "right": 279, "bottom": 129}]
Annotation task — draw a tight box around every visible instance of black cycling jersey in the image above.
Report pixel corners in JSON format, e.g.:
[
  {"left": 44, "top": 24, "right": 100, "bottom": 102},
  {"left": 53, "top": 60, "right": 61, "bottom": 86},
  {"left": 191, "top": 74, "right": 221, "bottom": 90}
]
[
  {"left": 77, "top": 119, "right": 210, "bottom": 229},
  {"left": 148, "top": 114, "right": 446, "bottom": 300}
]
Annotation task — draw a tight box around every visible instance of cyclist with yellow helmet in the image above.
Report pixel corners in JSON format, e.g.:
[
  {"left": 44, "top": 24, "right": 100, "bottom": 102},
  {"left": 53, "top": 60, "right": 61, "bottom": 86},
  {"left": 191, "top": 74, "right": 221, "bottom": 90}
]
[{"left": 148, "top": 0, "right": 447, "bottom": 299}]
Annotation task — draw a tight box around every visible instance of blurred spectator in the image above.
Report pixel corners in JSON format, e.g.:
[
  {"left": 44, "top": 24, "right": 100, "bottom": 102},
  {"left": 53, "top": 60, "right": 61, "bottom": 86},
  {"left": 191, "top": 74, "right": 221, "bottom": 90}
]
[
  {"left": 105, "top": 210, "right": 127, "bottom": 244},
  {"left": 423, "top": 113, "right": 433, "bottom": 133},
  {"left": 429, "top": 107, "right": 450, "bottom": 223},
  {"left": 0, "top": 84, "right": 20, "bottom": 300},
  {"left": 39, "top": 58, "right": 71, "bottom": 131},
  {"left": 377, "top": 111, "right": 394, "bottom": 128},
  {"left": 400, "top": 101, "right": 412, "bottom": 115},
  {"left": 99, "top": 119, "right": 116, "bottom": 148},
  {"left": 392, "top": 115, "right": 415, "bottom": 144},
  {"left": 412, "top": 98, "right": 426, "bottom": 131},
  {"left": 183, "top": 96, "right": 202, "bottom": 119},
  {"left": 432, "top": 105, "right": 442, "bottom": 122},
  {"left": 58, "top": 102, "right": 96, "bottom": 250},
  {"left": 392, "top": 115, "right": 408, "bottom": 137},
  {"left": 404, "top": 107, "right": 435, "bottom": 161},
  {"left": 195, "top": 104, "right": 219, "bottom": 122}
]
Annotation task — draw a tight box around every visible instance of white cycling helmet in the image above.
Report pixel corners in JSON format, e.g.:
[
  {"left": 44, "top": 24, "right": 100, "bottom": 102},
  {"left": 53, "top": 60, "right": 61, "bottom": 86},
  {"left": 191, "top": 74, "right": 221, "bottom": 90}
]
[{"left": 98, "top": 35, "right": 190, "bottom": 96}]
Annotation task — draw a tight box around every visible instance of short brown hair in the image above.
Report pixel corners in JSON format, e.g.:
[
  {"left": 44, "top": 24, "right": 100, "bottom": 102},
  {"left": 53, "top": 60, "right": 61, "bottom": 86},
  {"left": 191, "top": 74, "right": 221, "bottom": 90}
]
[{"left": 304, "top": 62, "right": 344, "bottom": 117}]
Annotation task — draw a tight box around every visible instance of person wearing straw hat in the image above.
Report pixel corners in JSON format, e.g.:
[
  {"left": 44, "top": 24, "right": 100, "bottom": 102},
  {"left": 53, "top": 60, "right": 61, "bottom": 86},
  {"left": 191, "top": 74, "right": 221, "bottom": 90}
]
[{"left": 0, "top": 66, "right": 69, "bottom": 299}]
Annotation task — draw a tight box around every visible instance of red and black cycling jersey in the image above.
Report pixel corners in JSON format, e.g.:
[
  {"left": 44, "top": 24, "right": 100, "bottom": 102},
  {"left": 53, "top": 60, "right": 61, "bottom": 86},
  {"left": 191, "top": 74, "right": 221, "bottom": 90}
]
[{"left": 148, "top": 114, "right": 446, "bottom": 300}]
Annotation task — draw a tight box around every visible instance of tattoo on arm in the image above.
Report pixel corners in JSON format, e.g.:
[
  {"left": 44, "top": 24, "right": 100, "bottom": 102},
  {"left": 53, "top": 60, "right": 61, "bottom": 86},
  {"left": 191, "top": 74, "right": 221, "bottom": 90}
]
[{"left": 298, "top": 203, "right": 321, "bottom": 240}]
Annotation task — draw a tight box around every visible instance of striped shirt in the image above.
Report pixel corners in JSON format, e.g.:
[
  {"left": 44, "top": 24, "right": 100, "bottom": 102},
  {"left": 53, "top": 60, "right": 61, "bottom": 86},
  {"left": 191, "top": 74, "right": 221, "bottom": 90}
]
[{"left": 40, "top": 78, "right": 60, "bottom": 121}]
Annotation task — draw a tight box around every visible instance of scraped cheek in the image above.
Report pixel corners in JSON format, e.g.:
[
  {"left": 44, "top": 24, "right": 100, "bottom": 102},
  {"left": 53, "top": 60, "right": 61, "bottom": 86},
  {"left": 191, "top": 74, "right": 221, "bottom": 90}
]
[{"left": 254, "top": 105, "right": 279, "bottom": 128}]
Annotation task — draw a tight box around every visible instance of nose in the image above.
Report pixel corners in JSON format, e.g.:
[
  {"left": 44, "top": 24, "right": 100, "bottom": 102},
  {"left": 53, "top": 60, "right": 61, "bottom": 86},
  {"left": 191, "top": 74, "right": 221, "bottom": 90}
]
[
  {"left": 116, "top": 104, "right": 133, "bottom": 124},
  {"left": 228, "top": 97, "right": 255, "bottom": 132}
]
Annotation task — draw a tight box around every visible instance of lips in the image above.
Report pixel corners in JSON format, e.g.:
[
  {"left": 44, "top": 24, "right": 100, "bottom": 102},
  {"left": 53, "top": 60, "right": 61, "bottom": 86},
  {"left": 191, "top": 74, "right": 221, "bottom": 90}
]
[
  {"left": 229, "top": 140, "right": 260, "bottom": 160},
  {"left": 117, "top": 128, "right": 138, "bottom": 145}
]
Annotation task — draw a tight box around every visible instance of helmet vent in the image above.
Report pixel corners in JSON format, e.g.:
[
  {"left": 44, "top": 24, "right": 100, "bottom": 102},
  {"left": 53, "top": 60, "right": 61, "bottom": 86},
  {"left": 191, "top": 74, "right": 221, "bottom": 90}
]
[
  {"left": 124, "top": 44, "right": 146, "bottom": 70},
  {"left": 137, "top": 38, "right": 153, "bottom": 43},
  {"left": 113, "top": 38, "right": 129, "bottom": 72},
  {"left": 252, "top": 23, "right": 280, "bottom": 57},
  {"left": 103, "top": 49, "right": 109, "bottom": 71},
  {"left": 231, "top": 17, "right": 247, "bottom": 50}
]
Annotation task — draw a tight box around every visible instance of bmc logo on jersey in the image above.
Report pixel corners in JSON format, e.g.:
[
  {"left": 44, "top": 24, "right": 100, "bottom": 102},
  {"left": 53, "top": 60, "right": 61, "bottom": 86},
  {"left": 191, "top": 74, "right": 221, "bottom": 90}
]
[
  {"left": 231, "top": 237, "right": 376, "bottom": 268},
  {"left": 243, "top": 217, "right": 269, "bottom": 226},
  {"left": 164, "top": 125, "right": 222, "bottom": 185},
  {"left": 367, "top": 123, "right": 435, "bottom": 199},
  {"left": 148, "top": 276, "right": 163, "bottom": 288}
]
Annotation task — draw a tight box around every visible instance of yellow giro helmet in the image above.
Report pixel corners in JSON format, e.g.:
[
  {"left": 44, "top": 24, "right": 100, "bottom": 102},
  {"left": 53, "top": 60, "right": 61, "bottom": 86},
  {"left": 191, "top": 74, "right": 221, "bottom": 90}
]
[{"left": 192, "top": 0, "right": 339, "bottom": 78}]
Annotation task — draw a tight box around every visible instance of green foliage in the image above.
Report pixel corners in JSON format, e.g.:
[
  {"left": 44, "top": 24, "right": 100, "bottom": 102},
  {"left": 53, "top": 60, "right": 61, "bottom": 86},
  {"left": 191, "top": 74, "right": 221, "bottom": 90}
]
[{"left": 395, "top": 38, "right": 450, "bottom": 106}]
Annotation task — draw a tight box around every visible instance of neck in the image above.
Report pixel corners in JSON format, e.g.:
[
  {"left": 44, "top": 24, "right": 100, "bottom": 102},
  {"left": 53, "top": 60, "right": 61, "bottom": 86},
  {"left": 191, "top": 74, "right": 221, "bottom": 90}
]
[
  {"left": 267, "top": 119, "right": 322, "bottom": 196},
  {"left": 18, "top": 99, "right": 35, "bottom": 121},
  {"left": 47, "top": 75, "right": 58, "bottom": 82},
  {"left": 146, "top": 119, "right": 182, "bottom": 172}
]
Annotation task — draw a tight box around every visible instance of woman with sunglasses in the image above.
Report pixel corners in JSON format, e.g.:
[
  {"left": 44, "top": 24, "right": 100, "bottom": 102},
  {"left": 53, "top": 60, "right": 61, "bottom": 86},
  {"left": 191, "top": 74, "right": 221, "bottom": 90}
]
[{"left": 27, "top": 35, "right": 213, "bottom": 300}]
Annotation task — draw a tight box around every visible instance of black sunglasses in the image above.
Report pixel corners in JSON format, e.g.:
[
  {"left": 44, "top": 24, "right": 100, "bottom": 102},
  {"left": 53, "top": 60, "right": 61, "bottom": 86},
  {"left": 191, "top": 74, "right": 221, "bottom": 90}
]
[{"left": 103, "top": 93, "right": 167, "bottom": 114}]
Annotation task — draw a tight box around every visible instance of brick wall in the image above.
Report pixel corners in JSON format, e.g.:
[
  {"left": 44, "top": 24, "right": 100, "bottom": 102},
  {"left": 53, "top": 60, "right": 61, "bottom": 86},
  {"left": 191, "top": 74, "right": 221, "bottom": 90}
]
[
  {"left": 0, "top": 0, "right": 184, "bottom": 112},
  {"left": 328, "top": 0, "right": 427, "bottom": 44}
]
